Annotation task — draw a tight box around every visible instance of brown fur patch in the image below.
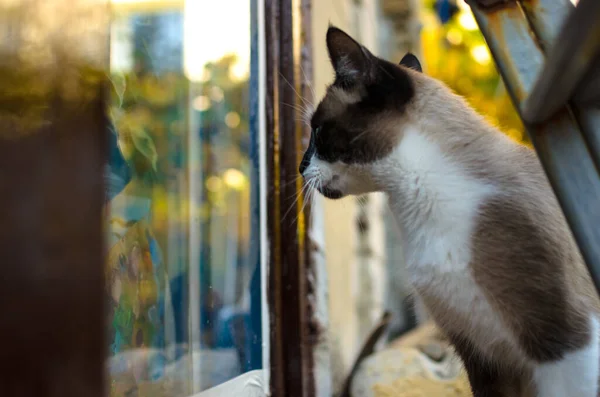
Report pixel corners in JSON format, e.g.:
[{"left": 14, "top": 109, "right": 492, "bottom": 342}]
[
  {"left": 472, "top": 194, "right": 597, "bottom": 362},
  {"left": 418, "top": 290, "right": 540, "bottom": 396},
  {"left": 416, "top": 287, "right": 525, "bottom": 372},
  {"left": 447, "top": 330, "right": 534, "bottom": 397}
]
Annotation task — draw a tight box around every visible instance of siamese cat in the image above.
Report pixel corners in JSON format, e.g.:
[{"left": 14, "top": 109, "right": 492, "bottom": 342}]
[{"left": 300, "top": 26, "right": 600, "bottom": 397}]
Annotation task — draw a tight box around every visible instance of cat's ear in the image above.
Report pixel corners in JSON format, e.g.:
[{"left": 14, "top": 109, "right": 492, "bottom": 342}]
[
  {"left": 326, "top": 26, "right": 372, "bottom": 85},
  {"left": 400, "top": 53, "right": 422, "bottom": 73}
]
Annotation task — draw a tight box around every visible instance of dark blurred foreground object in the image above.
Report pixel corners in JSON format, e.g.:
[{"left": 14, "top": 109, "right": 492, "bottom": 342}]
[
  {"left": 0, "top": 1, "right": 109, "bottom": 396},
  {"left": 0, "top": 79, "right": 107, "bottom": 397}
]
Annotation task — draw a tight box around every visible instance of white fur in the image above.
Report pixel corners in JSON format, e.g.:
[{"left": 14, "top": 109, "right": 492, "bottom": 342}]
[
  {"left": 377, "top": 128, "right": 494, "bottom": 273},
  {"left": 375, "top": 128, "right": 523, "bottom": 361},
  {"left": 304, "top": 156, "right": 376, "bottom": 196},
  {"left": 533, "top": 316, "right": 599, "bottom": 397}
]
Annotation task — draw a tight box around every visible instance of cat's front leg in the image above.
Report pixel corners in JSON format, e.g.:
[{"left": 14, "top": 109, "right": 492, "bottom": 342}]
[
  {"left": 447, "top": 331, "right": 512, "bottom": 397},
  {"left": 531, "top": 317, "right": 599, "bottom": 397}
]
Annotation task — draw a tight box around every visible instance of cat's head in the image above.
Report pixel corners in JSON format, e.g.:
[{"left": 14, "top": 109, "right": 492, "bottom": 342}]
[{"left": 299, "top": 26, "right": 422, "bottom": 199}]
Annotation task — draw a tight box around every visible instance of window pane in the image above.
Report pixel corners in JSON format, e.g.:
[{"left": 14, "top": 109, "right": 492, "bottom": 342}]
[{"left": 105, "top": 1, "right": 262, "bottom": 395}]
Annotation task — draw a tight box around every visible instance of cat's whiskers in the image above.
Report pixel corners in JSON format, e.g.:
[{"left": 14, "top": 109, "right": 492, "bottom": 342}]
[
  {"left": 282, "top": 180, "right": 310, "bottom": 205},
  {"left": 278, "top": 71, "right": 314, "bottom": 110},
  {"left": 281, "top": 102, "right": 313, "bottom": 127},
  {"left": 278, "top": 71, "right": 315, "bottom": 129},
  {"left": 281, "top": 102, "right": 312, "bottom": 118},
  {"left": 299, "top": 63, "right": 316, "bottom": 102},
  {"left": 281, "top": 174, "right": 304, "bottom": 190},
  {"left": 349, "top": 129, "right": 369, "bottom": 143},
  {"left": 293, "top": 178, "right": 316, "bottom": 225},
  {"left": 282, "top": 179, "right": 312, "bottom": 222}
]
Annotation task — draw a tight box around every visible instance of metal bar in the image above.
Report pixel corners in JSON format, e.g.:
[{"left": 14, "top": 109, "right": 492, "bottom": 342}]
[
  {"left": 265, "top": 0, "right": 314, "bottom": 395},
  {"left": 469, "top": 2, "right": 543, "bottom": 104},
  {"left": 264, "top": 0, "right": 285, "bottom": 394},
  {"left": 279, "top": 0, "right": 313, "bottom": 392},
  {"left": 574, "top": 52, "right": 600, "bottom": 105},
  {"left": 520, "top": 0, "right": 600, "bottom": 106},
  {"left": 521, "top": 0, "right": 600, "bottom": 124},
  {"left": 518, "top": 0, "right": 571, "bottom": 50},
  {"left": 468, "top": 0, "right": 600, "bottom": 297},
  {"left": 520, "top": 0, "right": 600, "bottom": 175},
  {"left": 573, "top": 106, "right": 600, "bottom": 174}
]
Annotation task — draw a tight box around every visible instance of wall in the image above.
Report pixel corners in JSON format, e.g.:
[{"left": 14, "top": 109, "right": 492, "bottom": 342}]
[
  {"left": 311, "top": 1, "right": 358, "bottom": 393},
  {"left": 310, "top": 1, "right": 394, "bottom": 394}
]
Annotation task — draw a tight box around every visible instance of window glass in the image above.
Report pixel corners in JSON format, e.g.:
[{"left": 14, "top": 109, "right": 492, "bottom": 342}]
[{"left": 105, "top": 1, "right": 262, "bottom": 395}]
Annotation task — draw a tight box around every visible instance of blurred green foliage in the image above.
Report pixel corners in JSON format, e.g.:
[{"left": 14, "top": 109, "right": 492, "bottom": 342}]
[{"left": 420, "top": 0, "right": 528, "bottom": 144}]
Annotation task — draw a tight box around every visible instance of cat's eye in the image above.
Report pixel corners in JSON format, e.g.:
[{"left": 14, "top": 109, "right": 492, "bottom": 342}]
[{"left": 313, "top": 126, "right": 321, "bottom": 135}]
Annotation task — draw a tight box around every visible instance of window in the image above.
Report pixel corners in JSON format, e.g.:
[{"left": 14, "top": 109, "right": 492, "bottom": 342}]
[
  {"left": 105, "top": 0, "right": 264, "bottom": 394},
  {"left": 1, "top": 0, "right": 317, "bottom": 396}
]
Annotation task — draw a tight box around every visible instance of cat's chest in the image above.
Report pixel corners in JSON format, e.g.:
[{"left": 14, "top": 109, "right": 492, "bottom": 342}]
[
  {"left": 387, "top": 168, "right": 493, "bottom": 274},
  {"left": 384, "top": 129, "right": 496, "bottom": 271}
]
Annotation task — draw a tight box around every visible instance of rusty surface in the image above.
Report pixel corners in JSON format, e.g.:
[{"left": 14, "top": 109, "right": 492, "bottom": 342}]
[
  {"left": 265, "top": 0, "right": 314, "bottom": 395},
  {"left": 264, "top": 0, "right": 285, "bottom": 394},
  {"left": 522, "top": 0, "right": 600, "bottom": 123},
  {"left": 471, "top": 0, "right": 600, "bottom": 298},
  {"left": 468, "top": 0, "right": 516, "bottom": 10},
  {"left": 279, "top": 0, "right": 307, "bottom": 392},
  {"left": 519, "top": 0, "right": 571, "bottom": 50},
  {"left": 471, "top": 2, "right": 543, "bottom": 103},
  {"left": 520, "top": 0, "right": 600, "bottom": 106}
]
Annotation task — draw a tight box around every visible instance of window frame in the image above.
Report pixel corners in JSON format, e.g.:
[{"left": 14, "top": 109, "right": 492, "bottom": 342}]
[{"left": 263, "top": 0, "right": 318, "bottom": 396}]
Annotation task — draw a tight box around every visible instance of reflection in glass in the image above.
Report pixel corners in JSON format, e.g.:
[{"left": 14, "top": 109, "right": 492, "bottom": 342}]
[{"left": 104, "top": 1, "right": 262, "bottom": 395}]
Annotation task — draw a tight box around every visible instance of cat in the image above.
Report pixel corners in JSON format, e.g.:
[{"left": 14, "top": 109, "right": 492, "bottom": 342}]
[{"left": 300, "top": 26, "right": 600, "bottom": 397}]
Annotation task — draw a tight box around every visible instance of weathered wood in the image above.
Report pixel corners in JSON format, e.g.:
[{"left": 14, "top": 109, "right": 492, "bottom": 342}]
[{"left": 265, "top": 0, "right": 316, "bottom": 395}]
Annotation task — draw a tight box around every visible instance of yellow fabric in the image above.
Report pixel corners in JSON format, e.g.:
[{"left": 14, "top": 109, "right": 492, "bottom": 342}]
[
  {"left": 352, "top": 323, "right": 472, "bottom": 397},
  {"left": 373, "top": 375, "right": 470, "bottom": 397}
]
